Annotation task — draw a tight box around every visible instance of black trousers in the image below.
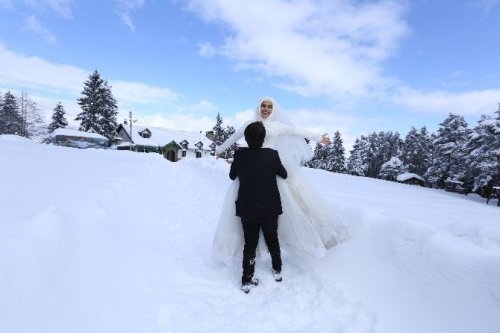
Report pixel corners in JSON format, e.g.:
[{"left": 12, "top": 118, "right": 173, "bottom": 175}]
[{"left": 241, "top": 216, "right": 282, "bottom": 284}]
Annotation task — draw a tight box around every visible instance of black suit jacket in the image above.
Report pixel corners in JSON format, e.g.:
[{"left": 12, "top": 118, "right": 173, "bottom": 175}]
[{"left": 229, "top": 147, "right": 287, "bottom": 219}]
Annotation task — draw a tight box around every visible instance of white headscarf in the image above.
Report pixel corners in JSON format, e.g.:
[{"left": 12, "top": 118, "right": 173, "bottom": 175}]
[{"left": 254, "top": 97, "right": 313, "bottom": 167}]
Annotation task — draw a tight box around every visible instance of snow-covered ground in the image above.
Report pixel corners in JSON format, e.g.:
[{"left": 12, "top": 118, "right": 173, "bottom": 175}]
[{"left": 1, "top": 135, "right": 499, "bottom": 333}]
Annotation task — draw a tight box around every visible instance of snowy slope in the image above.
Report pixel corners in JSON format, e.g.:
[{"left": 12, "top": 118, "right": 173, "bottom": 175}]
[{"left": 1, "top": 135, "right": 499, "bottom": 333}]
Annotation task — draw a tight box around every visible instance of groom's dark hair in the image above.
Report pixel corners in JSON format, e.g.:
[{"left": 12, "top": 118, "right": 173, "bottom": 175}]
[{"left": 244, "top": 121, "right": 266, "bottom": 149}]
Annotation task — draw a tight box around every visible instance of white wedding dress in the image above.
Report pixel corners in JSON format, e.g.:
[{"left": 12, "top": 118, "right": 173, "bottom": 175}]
[{"left": 212, "top": 98, "right": 347, "bottom": 264}]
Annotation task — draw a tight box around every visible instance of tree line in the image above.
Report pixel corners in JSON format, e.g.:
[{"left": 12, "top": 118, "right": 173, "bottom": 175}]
[
  {"left": 0, "top": 70, "right": 118, "bottom": 144},
  {"left": 2, "top": 72, "right": 498, "bottom": 199},
  {"left": 307, "top": 109, "right": 500, "bottom": 200}
]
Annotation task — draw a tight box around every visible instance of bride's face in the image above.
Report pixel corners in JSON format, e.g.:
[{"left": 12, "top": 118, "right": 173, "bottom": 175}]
[{"left": 260, "top": 101, "right": 273, "bottom": 119}]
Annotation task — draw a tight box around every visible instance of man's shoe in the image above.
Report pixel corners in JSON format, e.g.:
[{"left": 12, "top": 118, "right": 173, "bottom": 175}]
[
  {"left": 273, "top": 270, "right": 282, "bottom": 282},
  {"left": 241, "top": 278, "right": 259, "bottom": 294}
]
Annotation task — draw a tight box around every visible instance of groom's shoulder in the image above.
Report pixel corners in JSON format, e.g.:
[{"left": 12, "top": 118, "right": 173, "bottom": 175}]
[
  {"left": 235, "top": 147, "right": 248, "bottom": 154},
  {"left": 262, "top": 147, "right": 279, "bottom": 154},
  {"left": 233, "top": 147, "right": 248, "bottom": 158},
  {"left": 260, "top": 148, "right": 280, "bottom": 159}
]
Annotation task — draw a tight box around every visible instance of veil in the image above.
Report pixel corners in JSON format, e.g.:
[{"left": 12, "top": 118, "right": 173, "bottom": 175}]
[{"left": 254, "top": 97, "right": 313, "bottom": 168}]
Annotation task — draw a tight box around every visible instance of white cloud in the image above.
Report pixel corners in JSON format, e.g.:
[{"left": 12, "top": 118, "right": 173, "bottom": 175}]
[
  {"left": 287, "top": 108, "right": 364, "bottom": 152},
  {"left": 198, "top": 42, "right": 216, "bottom": 57},
  {"left": 111, "top": 80, "right": 180, "bottom": 105},
  {"left": 185, "top": 99, "right": 219, "bottom": 113},
  {"left": 113, "top": 0, "right": 146, "bottom": 30},
  {"left": 24, "top": 0, "right": 75, "bottom": 19},
  {"left": 187, "top": 0, "right": 409, "bottom": 98},
  {"left": 132, "top": 112, "right": 214, "bottom": 133},
  {"left": 25, "top": 15, "right": 57, "bottom": 43},
  {"left": 0, "top": 43, "right": 87, "bottom": 93},
  {"left": 393, "top": 87, "right": 500, "bottom": 115},
  {"left": 0, "top": 44, "right": 188, "bottom": 126},
  {"left": 186, "top": 1, "right": 500, "bottom": 118}
]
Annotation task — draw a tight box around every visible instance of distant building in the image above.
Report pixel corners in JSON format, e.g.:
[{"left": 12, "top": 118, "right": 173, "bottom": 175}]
[
  {"left": 48, "top": 128, "right": 108, "bottom": 149},
  {"left": 444, "top": 179, "right": 466, "bottom": 193},
  {"left": 116, "top": 124, "right": 214, "bottom": 161},
  {"left": 396, "top": 173, "right": 426, "bottom": 187}
]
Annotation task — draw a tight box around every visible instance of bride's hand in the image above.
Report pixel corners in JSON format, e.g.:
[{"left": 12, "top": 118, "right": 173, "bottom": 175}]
[{"left": 321, "top": 134, "right": 331, "bottom": 145}]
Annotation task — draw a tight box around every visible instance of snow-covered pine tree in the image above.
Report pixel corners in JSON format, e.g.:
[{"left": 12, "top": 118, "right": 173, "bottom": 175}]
[
  {"left": 48, "top": 102, "right": 69, "bottom": 133},
  {"left": 0, "top": 91, "right": 25, "bottom": 136},
  {"left": 212, "top": 113, "right": 225, "bottom": 145},
  {"left": 379, "top": 156, "right": 407, "bottom": 181},
  {"left": 346, "top": 136, "right": 369, "bottom": 176},
  {"left": 76, "top": 70, "right": 118, "bottom": 143},
  {"left": 0, "top": 90, "right": 4, "bottom": 133},
  {"left": 401, "top": 126, "right": 432, "bottom": 176},
  {"left": 425, "top": 113, "right": 471, "bottom": 189},
  {"left": 363, "top": 131, "right": 402, "bottom": 178},
  {"left": 222, "top": 124, "right": 237, "bottom": 159},
  {"left": 418, "top": 126, "right": 433, "bottom": 175},
  {"left": 307, "top": 143, "right": 326, "bottom": 169},
  {"left": 465, "top": 106, "right": 500, "bottom": 197},
  {"left": 327, "top": 131, "right": 346, "bottom": 173},
  {"left": 99, "top": 86, "right": 118, "bottom": 144},
  {"left": 401, "top": 127, "right": 419, "bottom": 171},
  {"left": 212, "top": 113, "right": 237, "bottom": 159}
]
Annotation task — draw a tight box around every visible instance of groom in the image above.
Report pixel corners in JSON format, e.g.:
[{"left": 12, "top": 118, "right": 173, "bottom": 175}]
[{"left": 229, "top": 121, "right": 288, "bottom": 293}]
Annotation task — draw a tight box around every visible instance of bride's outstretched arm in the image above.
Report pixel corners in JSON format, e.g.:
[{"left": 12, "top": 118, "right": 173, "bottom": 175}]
[
  {"left": 215, "top": 121, "right": 249, "bottom": 154},
  {"left": 278, "top": 122, "right": 325, "bottom": 143}
]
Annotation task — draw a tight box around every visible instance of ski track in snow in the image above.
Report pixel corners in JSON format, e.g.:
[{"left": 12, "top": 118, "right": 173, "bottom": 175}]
[{"left": 1, "top": 137, "right": 499, "bottom": 333}]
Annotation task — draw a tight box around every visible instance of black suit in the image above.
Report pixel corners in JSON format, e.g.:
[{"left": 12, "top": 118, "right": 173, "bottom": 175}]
[
  {"left": 229, "top": 147, "right": 287, "bottom": 284},
  {"left": 230, "top": 148, "right": 288, "bottom": 219}
]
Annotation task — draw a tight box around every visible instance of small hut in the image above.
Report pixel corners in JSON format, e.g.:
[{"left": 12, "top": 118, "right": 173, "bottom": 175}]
[{"left": 396, "top": 173, "right": 426, "bottom": 187}]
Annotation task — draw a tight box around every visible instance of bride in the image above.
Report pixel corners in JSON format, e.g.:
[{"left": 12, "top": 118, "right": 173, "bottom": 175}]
[{"left": 212, "top": 97, "right": 347, "bottom": 263}]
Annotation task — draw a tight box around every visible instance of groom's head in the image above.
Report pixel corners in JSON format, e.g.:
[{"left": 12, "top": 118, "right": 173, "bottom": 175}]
[{"left": 244, "top": 121, "right": 266, "bottom": 149}]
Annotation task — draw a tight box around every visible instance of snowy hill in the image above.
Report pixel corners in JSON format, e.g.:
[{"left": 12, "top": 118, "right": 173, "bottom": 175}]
[{"left": 1, "top": 135, "right": 499, "bottom": 333}]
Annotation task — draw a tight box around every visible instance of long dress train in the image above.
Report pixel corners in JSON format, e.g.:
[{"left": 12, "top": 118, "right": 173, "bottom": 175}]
[{"left": 212, "top": 99, "right": 347, "bottom": 263}]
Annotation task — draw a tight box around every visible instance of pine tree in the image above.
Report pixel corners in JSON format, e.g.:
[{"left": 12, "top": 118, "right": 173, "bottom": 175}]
[
  {"left": 346, "top": 136, "right": 369, "bottom": 176},
  {"left": 379, "top": 156, "right": 407, "bottom": 181},
  {"left": 0, "top": 91, "right": 24, "bottom": 135},
  {"left": 223, "top": 125, "right": 237, "bottom": 159},
  {"left": 0, "top": 91, "right": 4, "bottom": 133},
  {"left": 418, "top": 126, "right": 433, "bottom": 175},
  {"left": 401, "top": 126, "right": 432, "bottom": 176},
  {"left": 48, "top": 102, "right": 68, "bottom": 133},
  {"left": 212, "top": 113, "right": 238, "bottom": 159},
  {"left": 465, "top": 106, "right": 500, "bottom": 197},
  {"left": 76, "top": 70, "right": 118, "bottom": 143},
  {"left": 359, "top": 131, "right": 403, "bottom": 178},
  {"left": 327, "top": 131, "right": 346, "bottom": 173},
  {"left": 212, "top": 113, "right": 225, "bottom": 146},
  {"left": 425, "top": 113, "right": 471, "bottom": 189},
  {"left": 307, "top": 142, "right": 329, "bottom": 170}
]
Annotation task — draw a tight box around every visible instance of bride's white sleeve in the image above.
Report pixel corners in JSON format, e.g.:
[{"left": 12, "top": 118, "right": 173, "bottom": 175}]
[
  {"left": 215, "top": 121, "right": 249, "bottom": 154},
  {"left": 277, "top": 123, "right": 323, "bottom": 142}
]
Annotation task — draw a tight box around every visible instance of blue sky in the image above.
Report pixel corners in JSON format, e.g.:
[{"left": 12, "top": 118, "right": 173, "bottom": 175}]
[{"left": 0, "top": 0, "right": 499, "bottom": 149}]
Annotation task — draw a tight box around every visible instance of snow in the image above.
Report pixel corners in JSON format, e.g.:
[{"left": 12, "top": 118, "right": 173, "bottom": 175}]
[
  {"left": 1, "top": 135, "right": 499, "bottom": 333},
  {"left": 121, "top": 124, "right": 213, "bottom": 149},
  {"left": 397, "top": 172, "right": 425, "bottom": 182},
  {"left": 49, "top": 128, "right": 107, "bottom": 139}
]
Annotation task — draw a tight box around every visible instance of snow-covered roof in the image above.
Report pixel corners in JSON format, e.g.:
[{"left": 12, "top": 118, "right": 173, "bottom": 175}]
[
  {"left": 50, "top": 128, "right": 107, "bottom": 140},
  {"left": 122, "top": 125, "right": 213, "bottom": 149},
  {"left": 396, "top": 172, "right": 425, "bottom": 182}
]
